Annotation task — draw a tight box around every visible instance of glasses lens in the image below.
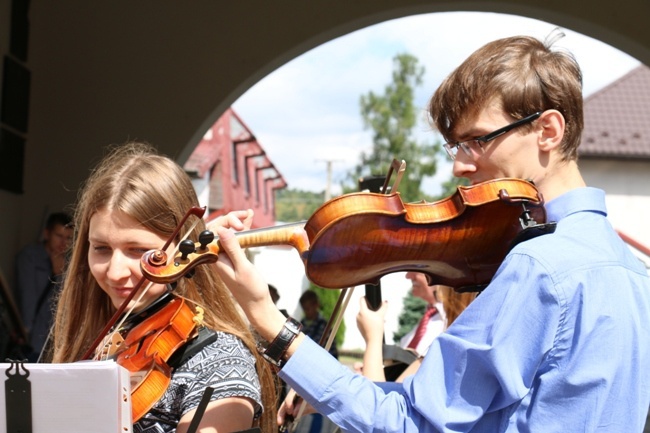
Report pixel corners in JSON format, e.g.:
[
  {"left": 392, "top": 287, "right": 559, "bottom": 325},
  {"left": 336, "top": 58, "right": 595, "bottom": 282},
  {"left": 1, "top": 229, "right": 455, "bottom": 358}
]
[{"left": 444, "top": 143, "right": 457, "bottom": 160}]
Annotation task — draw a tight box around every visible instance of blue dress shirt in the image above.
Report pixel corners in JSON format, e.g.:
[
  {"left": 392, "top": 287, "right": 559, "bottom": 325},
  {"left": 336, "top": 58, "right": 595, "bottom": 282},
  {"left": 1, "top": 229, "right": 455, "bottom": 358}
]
[{"left": 280, "top": 187, "right": 650, "bottom": 432}]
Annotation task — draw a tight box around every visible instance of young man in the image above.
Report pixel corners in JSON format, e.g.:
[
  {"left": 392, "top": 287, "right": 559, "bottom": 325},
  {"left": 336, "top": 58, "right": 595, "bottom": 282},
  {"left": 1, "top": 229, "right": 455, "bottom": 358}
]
[{"left": 214, "top": 35, "right": 650, "bottom": 432}]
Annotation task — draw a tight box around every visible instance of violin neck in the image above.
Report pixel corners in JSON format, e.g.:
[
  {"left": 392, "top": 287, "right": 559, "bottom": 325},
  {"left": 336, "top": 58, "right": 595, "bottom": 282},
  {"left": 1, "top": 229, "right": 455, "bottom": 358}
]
[
  {"left": 231, "top": 221, "right": 309, "bottom": 255},
  {"left": 140, "top": 222, "right": 310, "bottom": 285}
]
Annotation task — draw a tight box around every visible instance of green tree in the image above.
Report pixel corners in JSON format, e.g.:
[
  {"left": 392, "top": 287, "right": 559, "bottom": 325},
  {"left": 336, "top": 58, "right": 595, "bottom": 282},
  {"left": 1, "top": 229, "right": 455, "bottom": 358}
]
[
  {"left": 393, "top": 288, "right": 428, "bottom": 343},
  {"left": 345, "top": 53, "right": 440, "bottom": 203},
  {"left": 274, "top": 188, "right": 325, "bottom": 222}
]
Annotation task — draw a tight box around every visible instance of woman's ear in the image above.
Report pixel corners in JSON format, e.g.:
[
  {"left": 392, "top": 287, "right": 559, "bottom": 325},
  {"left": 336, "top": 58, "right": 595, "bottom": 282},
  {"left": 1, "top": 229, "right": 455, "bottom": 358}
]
[{"left": 537, "top": 110, "right": 565, "bottom": 151}]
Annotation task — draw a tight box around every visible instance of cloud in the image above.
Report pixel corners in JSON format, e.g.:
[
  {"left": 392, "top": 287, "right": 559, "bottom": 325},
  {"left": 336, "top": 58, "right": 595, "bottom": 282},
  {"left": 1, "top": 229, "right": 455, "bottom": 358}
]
[{"left": 232, "top": 11, "right": 640, "bottom": 197}]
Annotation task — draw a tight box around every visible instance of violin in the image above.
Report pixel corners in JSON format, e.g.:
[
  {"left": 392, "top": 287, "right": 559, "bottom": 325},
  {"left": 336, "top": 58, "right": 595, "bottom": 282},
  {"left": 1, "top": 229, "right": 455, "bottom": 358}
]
[
  {"left": 99, "top": 294, "right": 202, "bottom": 422},
  {"left": 140, "top": 178, "right": 548, "bottom": 292}
]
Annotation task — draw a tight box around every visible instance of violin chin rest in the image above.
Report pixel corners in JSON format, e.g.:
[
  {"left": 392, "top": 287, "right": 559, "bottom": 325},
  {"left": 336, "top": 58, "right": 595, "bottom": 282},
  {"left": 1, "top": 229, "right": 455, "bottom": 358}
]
[{"left": 508, "top": 222, "right": 557, "bottom": 252}]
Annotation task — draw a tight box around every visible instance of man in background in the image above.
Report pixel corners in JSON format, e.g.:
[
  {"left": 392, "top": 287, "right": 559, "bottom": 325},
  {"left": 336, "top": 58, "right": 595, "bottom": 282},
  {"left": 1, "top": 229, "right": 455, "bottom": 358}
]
[
  {"left": 299, "top": 289, "right": 338, "bottom": 359},
  {"left": 14, "top": 212, "right": 73, "bottom": 361}
]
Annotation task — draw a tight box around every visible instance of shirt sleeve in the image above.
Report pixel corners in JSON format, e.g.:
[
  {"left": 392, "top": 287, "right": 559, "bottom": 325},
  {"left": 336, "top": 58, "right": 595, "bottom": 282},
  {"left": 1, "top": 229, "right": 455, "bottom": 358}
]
[
  {"left": 280, "top": 251, "right": 562, "bottom": 433},
  {"left": 281, "top": 337, "right": 427, "bottom": 432}
]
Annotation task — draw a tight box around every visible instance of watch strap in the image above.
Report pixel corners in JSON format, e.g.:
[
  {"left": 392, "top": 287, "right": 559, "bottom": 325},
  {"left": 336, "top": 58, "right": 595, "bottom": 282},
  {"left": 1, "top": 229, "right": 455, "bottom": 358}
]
[{"left": 259, "top": 316, "right": 302, "bottom": 367}]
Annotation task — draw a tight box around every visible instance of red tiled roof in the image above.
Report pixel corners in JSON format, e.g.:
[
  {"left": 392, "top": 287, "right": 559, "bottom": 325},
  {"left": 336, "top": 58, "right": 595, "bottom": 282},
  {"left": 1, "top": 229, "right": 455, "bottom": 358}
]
[{"left": 580, "top": 65, "right": 650, "bottom": 160}]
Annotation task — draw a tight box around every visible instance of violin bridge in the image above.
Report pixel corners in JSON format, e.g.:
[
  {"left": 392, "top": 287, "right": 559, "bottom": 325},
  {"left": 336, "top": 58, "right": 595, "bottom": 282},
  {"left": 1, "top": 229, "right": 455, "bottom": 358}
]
[{"left": 96, "top": 330, "right": 125, "bottom": 359}]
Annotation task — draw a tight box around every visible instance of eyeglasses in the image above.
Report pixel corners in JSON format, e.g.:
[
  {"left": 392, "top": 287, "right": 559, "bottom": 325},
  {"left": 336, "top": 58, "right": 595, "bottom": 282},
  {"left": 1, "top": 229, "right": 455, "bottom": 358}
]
[{"left": 443, "top": 111, "right": 543, "bottom": 160}]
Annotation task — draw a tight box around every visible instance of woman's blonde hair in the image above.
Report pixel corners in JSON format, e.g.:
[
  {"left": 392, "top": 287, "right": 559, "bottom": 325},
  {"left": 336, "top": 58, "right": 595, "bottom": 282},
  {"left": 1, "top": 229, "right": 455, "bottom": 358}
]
[{"left": 51, "top": 141, "right": 277, "bottom": 431}]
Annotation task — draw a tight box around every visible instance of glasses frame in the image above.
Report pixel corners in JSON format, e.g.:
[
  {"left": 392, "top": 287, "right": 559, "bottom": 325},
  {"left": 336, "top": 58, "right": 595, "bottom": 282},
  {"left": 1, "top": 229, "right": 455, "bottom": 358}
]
[{"left": 443, "top": 111, "right": 543, "bottom": 160}]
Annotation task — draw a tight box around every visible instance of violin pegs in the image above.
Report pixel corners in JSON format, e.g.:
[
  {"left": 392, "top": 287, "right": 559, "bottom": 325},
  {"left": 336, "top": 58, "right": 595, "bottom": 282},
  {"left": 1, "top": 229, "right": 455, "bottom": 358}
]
[
  {"left": 179, "top": 239, "right": 196, "bottom": 260},
  {"left": 198, "top": 230, "right": 215, "bottom": 250}
]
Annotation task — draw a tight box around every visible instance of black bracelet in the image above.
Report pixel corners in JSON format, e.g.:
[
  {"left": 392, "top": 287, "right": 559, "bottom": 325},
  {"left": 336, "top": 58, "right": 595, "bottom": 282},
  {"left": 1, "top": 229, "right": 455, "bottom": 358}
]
[{"left": 258, "top": 317, "right": 302, "bottom": 368}]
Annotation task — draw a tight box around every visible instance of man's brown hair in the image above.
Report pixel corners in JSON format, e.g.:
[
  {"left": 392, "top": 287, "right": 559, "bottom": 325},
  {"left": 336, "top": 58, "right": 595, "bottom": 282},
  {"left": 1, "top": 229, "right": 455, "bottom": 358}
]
[{"left": 428, "top": 35, "right": 584, "bottom": 161}]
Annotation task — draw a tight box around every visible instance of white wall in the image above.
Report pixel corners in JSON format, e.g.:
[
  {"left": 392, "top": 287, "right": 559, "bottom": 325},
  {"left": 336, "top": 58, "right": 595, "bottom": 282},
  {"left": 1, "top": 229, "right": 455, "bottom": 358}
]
[{"left": 580, "top": 159, "right": 650, "bottom": 267}]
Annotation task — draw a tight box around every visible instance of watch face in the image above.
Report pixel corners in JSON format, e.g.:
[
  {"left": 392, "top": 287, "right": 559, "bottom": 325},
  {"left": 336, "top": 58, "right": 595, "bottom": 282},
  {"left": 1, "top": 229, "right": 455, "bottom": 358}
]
[{"left": 286, "top": 318, "right": 301, "bottom": 334}]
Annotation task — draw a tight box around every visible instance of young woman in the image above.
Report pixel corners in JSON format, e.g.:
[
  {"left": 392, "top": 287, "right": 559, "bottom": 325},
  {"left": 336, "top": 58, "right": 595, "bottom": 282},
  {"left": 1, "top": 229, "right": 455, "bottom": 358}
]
[{"left": 50, "top": 142, "right": 277, "bottom": 433}]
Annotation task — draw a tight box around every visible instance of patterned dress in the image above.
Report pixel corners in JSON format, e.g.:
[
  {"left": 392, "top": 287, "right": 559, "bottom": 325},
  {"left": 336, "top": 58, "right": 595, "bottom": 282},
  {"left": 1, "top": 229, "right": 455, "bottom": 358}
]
[{"left": 133, "top": 331, "right": 262, "bottom": 433}]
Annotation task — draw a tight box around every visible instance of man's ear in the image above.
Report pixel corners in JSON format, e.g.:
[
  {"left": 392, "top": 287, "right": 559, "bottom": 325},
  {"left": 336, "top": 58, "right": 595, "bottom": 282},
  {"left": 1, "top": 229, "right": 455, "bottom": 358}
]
[{"left": 537, "top": 110, "right": 565, "bottom": 151}]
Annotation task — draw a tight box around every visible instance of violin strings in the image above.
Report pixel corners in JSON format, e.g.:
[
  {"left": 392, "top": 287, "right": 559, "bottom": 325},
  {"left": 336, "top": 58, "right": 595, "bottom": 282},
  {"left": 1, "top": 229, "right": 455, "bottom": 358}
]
[{"left": 95, "top": 280, "right": 156, "bottom": 360}]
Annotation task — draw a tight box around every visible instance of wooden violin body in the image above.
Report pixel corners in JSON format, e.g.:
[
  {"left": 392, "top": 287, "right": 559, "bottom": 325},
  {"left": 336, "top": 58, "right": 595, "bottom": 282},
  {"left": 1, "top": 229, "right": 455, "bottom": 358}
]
[
  {"left": 140, "top": 178, "right": 546, "bottom": 292},
  {"left": 304, "top": 178, "right": 545, "bottom": 291},
  {"left": 111, "top": 296, "right": 199, "bottom": 422}
]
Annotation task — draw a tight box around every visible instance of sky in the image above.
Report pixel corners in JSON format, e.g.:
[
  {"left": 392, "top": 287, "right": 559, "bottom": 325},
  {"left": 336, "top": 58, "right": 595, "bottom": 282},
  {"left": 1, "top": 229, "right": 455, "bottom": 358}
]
[{"left": 231, "top": 11, "right": 641, "bottom": 198}]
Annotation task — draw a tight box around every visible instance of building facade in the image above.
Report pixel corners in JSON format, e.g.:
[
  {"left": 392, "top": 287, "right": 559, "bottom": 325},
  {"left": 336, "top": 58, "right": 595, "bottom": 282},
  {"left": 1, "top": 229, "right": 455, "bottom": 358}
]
[{"left": 184, "top": 108, "right": 286, "bottom": 229}]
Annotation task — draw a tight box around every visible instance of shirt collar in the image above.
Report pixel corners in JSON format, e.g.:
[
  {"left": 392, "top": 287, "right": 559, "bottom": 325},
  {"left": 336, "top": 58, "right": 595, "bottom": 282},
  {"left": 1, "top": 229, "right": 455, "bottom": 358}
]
[{"left": 545, "top": 187, "right": 607, "bottom": 222}]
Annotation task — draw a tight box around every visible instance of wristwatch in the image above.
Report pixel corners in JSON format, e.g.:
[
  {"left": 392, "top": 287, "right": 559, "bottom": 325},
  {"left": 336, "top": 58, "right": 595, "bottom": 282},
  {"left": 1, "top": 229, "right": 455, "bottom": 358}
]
[{"left": 258, "top": 317, "right": 302, "bottom": 368}]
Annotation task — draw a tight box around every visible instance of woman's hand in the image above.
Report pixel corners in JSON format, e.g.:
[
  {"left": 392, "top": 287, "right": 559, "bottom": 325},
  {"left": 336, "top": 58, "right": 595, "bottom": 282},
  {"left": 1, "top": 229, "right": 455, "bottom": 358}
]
[{"left": 206, "top": 209, "right": 254, "bottom": 233}]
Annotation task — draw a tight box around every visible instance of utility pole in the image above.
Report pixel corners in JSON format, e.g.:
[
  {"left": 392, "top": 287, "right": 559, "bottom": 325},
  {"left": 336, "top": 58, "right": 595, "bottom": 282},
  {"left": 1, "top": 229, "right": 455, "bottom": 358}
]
[{"left": 316, "top": 159, "right": 342, "bottom": 201}]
